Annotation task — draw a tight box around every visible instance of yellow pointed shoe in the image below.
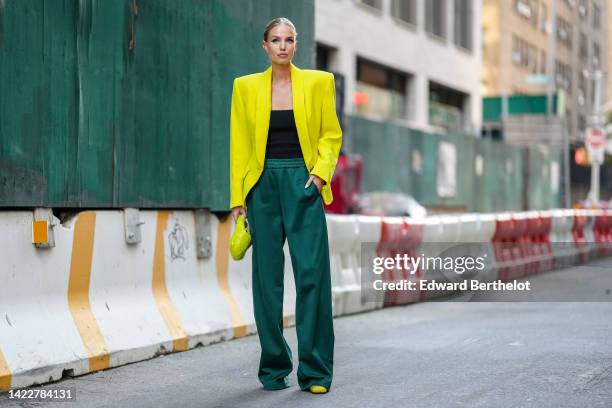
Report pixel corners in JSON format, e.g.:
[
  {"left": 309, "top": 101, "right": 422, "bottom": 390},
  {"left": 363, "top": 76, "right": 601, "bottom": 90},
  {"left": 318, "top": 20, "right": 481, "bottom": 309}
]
[{"left": 309, "top": 385, "right": 328, "bottom": 394}]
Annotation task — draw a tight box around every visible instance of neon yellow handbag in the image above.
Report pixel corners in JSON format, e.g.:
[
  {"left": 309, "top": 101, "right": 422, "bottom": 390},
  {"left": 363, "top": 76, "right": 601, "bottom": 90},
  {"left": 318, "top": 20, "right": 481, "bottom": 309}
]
[{"left": 230, "top": 214, "right": 252, "bottom": 260}]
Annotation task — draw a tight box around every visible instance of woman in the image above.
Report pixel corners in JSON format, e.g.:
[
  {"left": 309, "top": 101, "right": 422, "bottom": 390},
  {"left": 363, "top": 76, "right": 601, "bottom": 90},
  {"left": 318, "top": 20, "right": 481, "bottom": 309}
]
[{"left": 229, "top": 17, "right": 342, "bottom": 394}]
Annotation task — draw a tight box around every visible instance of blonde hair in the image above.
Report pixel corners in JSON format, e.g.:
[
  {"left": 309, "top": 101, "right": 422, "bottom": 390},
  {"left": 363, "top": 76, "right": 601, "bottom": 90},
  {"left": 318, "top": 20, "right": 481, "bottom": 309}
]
[{"left": 263, "top": 17, "right": 298, "bottom": 41}]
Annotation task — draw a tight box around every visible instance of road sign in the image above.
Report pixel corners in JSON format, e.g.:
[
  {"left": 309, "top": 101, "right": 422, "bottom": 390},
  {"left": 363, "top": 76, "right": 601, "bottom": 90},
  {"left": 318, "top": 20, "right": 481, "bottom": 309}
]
[
  {"left": 525, "top": 74, "right": 549, "bottom": 85},
  {"left": 586, "top": 128, "right": 605, "bottom": 148},
  {"left": 585, "top": 127, "right": 605, "bottom": 164}
]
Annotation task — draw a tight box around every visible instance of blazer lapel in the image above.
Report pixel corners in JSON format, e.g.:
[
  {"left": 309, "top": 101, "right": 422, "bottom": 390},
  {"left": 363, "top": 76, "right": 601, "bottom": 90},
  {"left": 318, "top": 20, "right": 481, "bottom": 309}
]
[
  {"left": 291, "top": 63, "right": 312, "bottom": 165},
  {"left": 254, "top": 63, "right": 312, "bottom": 168},
  {"left": 255, "top": 66, "right": 272, "bottom": 168}
]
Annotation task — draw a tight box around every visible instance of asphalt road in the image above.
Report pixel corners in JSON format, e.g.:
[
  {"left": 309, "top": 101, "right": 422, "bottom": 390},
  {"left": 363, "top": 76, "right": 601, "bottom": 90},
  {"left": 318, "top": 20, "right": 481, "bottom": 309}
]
[{"left": 1, "top": 258, "right": 611, "bottom": 408}]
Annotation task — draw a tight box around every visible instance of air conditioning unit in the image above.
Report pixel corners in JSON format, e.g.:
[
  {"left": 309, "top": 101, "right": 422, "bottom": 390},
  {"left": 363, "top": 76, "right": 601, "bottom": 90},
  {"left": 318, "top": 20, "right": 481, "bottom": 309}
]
[{"left": 516, "top": 1, "right": 531, "bottom": 18}]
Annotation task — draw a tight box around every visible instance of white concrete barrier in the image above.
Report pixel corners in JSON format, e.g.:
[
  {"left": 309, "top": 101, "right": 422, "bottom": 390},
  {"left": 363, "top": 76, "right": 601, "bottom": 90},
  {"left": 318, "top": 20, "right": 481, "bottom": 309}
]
[
  {"left": 355, "top": 215, "right": 384, "bottom": 311},
  {"left": 420, "top": 217, "right": 453, "bottom": 300},
  {"left": 0, "top": 212, "right": 88, "bottom": 389},
  {"left": 550, "top": 209, "right": 576, "bottom": 268},
  {"left": 580, "top": 209, "right": 600, "bottom": 259},
  {"left": 326, "top": 215, "right": 360, "bottom": 316},
  {"left": 1, "top": 208, "right": 610, "bottom": 391},
  {"left": 474, "top": 213, "right": 499, "bottom": 283},
  {"left": 0, "top": 210, "right": 250, "bottom": 391}
]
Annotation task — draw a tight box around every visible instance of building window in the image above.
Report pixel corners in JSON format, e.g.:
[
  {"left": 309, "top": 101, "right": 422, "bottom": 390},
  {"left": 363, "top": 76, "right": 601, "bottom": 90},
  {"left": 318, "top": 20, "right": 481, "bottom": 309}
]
[
  {"left": 540, "top": 3, "right": 548, "bottom": 33},
  {"left": 555, "top": 60, "right": 572, "bottom": 94},
  {"left": 592, "top": 42, "right": 600, "bottom": 67},
  {"left": 593, "top": 3, "right": 601, "bottom": 29},
  {"left": 512, "top": 35, "right": 537, "bottom": 72},
  {"left": 454, "top": 0, "right": 472, "bottom": 50},
  {"left": 426, "top": 0, "right": 447, "bottom": 39},
  {"left": 515, "top": 0, "right": 532, "bottom": 18},
  {"left": 540, "top": 50, "right": 547, "bottom": 74},
  {"left": 556, "top": 16, "right": 572, "bottom": 50},
  {"left": 316, "top": 43, "right": 336, "bottom": 71},
  {"left": 578, "top": 73, "right": 586, "bottom": 106},
  {"left": 579, "top": 32, "right": 588, "bottom": 60},
  {"left": 515, "top": 1, "right": 540, "bottom": 27},
  {"left": 357, "top": 0, "right": 382, "bottom": 11},
  {"left": 512, "top": 36, "right": 521, "bottom": 65},
  {"left": 578, "top": 114, "right": 586, "bottom": 131},
  {"left": 429, "top": 81, "right": 468, "bottom": 131},
  {"left": 391, "top": 0, "right": 417, "bottom": 25},
  {"left": 355, "top": 57, "right": 409, "bottom": 119},
  {"left": 578, "top": 0, "right": 588, "bottom": 18},
  {"left": 531, "top": 0, "right": 539, "bottom": 28},
  {"left": 530, "top": 47, "right": 538, "bottom": 73}
]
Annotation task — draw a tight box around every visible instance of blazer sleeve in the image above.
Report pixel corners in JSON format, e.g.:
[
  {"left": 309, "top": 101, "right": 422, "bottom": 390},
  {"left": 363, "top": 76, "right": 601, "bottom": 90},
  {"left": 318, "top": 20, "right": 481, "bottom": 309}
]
[
  {"left": 229, "top": 78, "right": 251, "bottom": 209},
  {"left": 311, "top": 73, "right": 342, "bottom": 186}
]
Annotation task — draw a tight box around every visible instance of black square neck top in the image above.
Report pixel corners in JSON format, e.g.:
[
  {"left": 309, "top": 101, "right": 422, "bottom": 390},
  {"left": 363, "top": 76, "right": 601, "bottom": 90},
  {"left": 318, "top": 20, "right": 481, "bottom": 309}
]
[{"left": 265, "top": 109, "right": 302, "bottom": 159}]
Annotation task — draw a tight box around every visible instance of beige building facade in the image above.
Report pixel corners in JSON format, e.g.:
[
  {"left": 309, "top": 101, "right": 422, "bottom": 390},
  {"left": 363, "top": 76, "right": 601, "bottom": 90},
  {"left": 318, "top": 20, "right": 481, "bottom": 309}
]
[
  {"left": 608, "top": 0, "right": 612, "bottom": 116},
  {"left": 482, "top": 0, "right": 608, "bottom": 142},
  {"left": 316, "top": 0, "right": 482, "bottom": 135}
]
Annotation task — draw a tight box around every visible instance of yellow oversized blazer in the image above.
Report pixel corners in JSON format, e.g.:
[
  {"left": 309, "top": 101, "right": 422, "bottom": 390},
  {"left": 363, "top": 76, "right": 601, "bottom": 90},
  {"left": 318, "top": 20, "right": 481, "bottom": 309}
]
[{"left": 230, "top": 62, "right": 343, "bottom": 209}]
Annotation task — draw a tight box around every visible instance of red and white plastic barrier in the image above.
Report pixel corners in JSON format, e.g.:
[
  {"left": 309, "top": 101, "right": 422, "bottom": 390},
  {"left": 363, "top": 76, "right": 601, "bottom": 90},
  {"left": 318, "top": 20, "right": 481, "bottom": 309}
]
[
  {"left": 593, "top": 210, "right": 612, "bottom": 257},
  {"left": 376, "top": 217, "right": 424, "bottom": 306}
]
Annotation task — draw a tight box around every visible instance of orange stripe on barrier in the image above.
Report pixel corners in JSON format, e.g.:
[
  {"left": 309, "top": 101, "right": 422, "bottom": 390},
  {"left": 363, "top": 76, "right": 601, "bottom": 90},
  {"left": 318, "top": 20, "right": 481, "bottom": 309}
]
[
  {"left": 152, "top": 211, "right": 189, "bottom": 352},
  {"left": 216, "top": 218, "right": 247, "bottom": 337},
  {"left": 67, "top": 212, "right": 110, "bottom": 372},
  {"left": 0, "top": 349, "right": 11, "bottom": 391}
]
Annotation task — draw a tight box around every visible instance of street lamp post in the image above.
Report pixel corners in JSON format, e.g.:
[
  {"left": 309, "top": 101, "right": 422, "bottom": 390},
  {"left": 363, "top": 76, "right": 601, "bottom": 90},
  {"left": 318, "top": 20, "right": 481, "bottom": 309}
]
[
  {"left": 583, "top": 69, "right": 606, "bottom": 204},
  {"left": 544, "top": 0, "right": 571, "bottom": 207},
  {"left": 546, "top": 0, "right": 557, "bottom": 117}
]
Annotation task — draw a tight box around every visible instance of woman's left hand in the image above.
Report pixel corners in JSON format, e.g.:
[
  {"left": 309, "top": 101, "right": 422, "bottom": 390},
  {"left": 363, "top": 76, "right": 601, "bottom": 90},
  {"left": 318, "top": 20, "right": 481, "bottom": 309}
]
[{"left": 305, "top": 174, "right": 325, "bottom": 193}]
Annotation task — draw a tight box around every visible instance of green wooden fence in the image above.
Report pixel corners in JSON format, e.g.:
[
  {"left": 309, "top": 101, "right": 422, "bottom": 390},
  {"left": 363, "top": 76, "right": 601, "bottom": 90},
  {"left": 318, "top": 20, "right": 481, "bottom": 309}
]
[
  {"left": 0, "top": 0, "right": 315, "bottom": 210},
  {"left": 0, "top": 1, "right": 561, "bottom": 212},
  {"left": 346, "top": 115, "right": 563, "bottom": 212}
]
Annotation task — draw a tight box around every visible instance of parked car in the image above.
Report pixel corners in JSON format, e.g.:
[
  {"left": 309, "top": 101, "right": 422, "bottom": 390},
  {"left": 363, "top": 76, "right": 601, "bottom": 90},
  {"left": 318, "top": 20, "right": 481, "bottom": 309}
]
[{"left": 358, "top": 191, "right": 427, "bottom": 218}]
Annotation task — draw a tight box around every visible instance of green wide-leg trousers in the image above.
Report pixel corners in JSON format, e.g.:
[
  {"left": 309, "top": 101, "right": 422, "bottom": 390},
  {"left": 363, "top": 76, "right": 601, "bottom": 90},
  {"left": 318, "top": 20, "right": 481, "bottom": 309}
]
[{"left": 245, "top": 157, "right": 335, "bottom": 391}]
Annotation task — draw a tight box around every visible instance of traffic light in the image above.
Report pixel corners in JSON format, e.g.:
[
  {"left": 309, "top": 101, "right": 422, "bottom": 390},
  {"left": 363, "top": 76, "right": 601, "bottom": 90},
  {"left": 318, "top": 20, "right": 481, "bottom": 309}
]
[{"left": 574, "top": 147, "right": 589, "bottom": 166}]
